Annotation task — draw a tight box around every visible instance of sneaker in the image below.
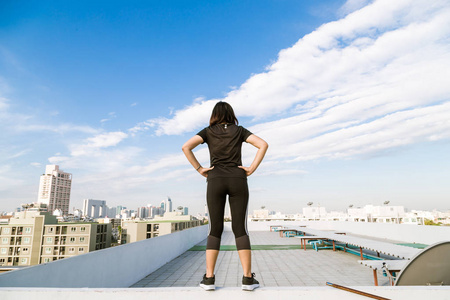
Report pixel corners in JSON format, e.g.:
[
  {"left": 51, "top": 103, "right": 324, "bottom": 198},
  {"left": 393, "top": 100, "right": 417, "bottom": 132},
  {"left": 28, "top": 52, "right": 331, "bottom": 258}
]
[
  {"left": 199, "top": 274, "right": 215, "bottom": 291},
  {"left": 242, "top": 272, "right": 259, "bottom": 291}
]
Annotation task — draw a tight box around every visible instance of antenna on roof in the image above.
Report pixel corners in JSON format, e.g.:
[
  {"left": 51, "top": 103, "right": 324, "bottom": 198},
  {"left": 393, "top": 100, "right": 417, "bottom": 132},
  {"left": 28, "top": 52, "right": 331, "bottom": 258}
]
[{"left": 395, "top": 241, "right": 450, "bottom": 286}]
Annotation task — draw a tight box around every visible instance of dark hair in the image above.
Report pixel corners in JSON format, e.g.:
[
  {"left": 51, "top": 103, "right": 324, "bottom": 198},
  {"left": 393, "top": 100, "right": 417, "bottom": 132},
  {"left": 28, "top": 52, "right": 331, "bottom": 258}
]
[{"left": 209, "top": 101, "right": 239, "bottom": 126}]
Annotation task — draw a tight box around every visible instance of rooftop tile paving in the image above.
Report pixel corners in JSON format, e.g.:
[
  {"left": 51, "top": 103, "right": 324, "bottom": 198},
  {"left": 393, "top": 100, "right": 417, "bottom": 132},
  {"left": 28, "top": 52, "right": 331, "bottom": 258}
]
[{"left": 131, "top": 231, "right": 393, "bottom": 288}]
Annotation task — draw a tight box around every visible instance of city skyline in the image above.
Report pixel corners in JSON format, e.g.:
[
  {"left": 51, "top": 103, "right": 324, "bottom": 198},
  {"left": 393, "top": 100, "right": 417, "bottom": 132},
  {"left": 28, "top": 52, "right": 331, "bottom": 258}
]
[{"left": 1, "top": 0, "right": 450, "bottom": 214}]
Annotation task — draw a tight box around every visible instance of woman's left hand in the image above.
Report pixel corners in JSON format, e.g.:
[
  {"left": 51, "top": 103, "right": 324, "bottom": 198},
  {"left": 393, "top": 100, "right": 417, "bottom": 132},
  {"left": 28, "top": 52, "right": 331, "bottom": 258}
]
[
  {"left": 238, "top": 166, "right": 254, "bottom": 177},
  {"left": 198, "top": 166, "right": 214, "bottom": 178}
]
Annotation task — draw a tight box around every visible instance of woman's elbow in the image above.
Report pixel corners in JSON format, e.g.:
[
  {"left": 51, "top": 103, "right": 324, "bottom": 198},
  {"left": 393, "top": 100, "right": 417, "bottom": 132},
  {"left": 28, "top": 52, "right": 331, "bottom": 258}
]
[{"left": 181, "top": 144, "right": 190, "bottom": 153}]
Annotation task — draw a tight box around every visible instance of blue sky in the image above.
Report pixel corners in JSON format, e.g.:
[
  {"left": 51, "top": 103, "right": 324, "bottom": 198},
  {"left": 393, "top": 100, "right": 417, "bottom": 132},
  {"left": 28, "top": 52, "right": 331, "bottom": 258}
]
[{"left": 1, "top": 0, "right": 450, "bottom": 215}]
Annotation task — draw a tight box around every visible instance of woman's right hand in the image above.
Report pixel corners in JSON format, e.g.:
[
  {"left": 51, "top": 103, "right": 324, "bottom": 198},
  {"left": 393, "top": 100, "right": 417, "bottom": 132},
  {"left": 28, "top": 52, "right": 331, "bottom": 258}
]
[{"left": 198, "top": 166, "right": 214, "bottom": 178}]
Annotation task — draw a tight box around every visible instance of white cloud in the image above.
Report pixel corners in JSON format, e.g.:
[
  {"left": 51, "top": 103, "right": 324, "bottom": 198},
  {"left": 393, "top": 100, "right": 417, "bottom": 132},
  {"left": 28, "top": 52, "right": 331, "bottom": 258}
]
[
  {"left": 69, "top": 131, "right": 128, "bottom": 157},
  {"left": 338, "top": 0, "right": 373, "bottom": 16},
  {"left": 141, "top": 0, "right": 450, "bottom": 164},
  {"left": 100, "top": 112, "right": 116, "bottom": 123},
  {"left": 8, "top": 149, "right": 29, "bottom": 159},
  {"left": 150, "top": 100, "right": 217, "bottom": 136},
  {"left": 0, "top": 96, "right": 9, "bottom": 111}
]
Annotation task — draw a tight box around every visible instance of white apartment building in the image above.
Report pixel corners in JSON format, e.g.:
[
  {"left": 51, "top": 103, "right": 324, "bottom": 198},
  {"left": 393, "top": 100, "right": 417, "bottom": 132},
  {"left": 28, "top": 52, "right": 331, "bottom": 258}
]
[
  {"left": 0, "top": 210, "right": 111, "bottom": 267},
  {"left": 348, "top": 205, "right": 405, "bottom": 223},
  {"left": 303, "top": 206, "right": 328, "bottom": 220},
  {"left": 82, "top": 199, "right": 107, "bottom": 218},
  {"left": 37, "top": 165, "right": 72, "bottom": 215}
]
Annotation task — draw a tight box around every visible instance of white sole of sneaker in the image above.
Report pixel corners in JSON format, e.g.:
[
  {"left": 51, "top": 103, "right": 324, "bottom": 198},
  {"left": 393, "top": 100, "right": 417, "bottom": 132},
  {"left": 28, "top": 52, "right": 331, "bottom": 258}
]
[
  {"left": 242, "top": 284, "right": 259, "bottom": 291},
  {"left": 199, "top": 283, "right": 216, "bottom": 291}
]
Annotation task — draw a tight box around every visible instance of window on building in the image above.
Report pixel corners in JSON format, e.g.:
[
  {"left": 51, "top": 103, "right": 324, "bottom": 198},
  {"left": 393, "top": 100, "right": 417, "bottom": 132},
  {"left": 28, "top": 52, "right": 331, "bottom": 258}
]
[
  {"left": 80, "top": 237, "right": 85, "bottom": 243},
  {"left": 43, "top": 258, "right": 50, "bottom": 263},
  {"left": 45, "top": 247, "right": 51, "bottom": 254},
  {"left": 46, "top": 237, "right": 53, "bottom": 243},
  {"left": 25, "top": 227, "right": 32, "bottom": 234},
  {"left": 154, "top": 224, "right": 159, "bottom": 231},
  {"left": 23, "top": 247, "right": 29, "bottom": 252},
  {"left": 0, "top": 258, "right": 5, "bottom": 264},
  {"left": 70, "top": 237, "right": 75, "bottom": 242},
  {"left": 68, "top": 247, "right": 75, "bottom": 253},
  {"left": 80, "top": 227, "right": 86, "bottom": 232},
  {"left": 1, "top": 238, "right": 8, "bottom": 244},
  {"left": 23, "top": 237, "right": 30, "bottom": 244},
  {"left": 48, "top": 227, "right": 54, "bottom": 233},
  {"left": 78, "top": 247, "right": 84, "bottom": 252},
  {"left": 0, "top": 248, "right": 6, "bottom": 254},
  {"left": 146, "top": 233, "right": 151, "bottom": 239},
  {"left": 21, "top": 258, "right": 27, "bottom": 264},
  {"left": 71, "top": 227, "right": 76, "bottom": 232},
  {"left": 3, "top": 228, "right": 10, "bottom": 234}
]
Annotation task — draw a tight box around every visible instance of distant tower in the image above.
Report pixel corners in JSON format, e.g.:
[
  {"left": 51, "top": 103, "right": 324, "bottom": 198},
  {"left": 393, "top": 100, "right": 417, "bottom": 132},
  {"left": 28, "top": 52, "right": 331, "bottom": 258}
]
[
  {"left": 167, "top": 197, "right": 173, "bottom": 212},
  {"left": 37, "top": 165, "right": 72, "bottom": 215},
  {"left": 183, "top": 207, "right": 189, "bottom": 215},
  {"left": 160, "top": 200, "right": 166, "bottom": 213}
]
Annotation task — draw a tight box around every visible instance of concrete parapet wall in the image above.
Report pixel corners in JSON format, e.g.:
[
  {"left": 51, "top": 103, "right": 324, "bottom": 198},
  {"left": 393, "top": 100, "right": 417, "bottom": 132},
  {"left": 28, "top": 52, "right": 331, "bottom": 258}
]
[
  {"left": 0, "top": 286, "right": 449, "bottom": 300},
  {"left": 0, "top": 225, "right": 208, "bottom": 288},
  {"left": 243, "top": 221, "right": 450, "bottom": 245}
]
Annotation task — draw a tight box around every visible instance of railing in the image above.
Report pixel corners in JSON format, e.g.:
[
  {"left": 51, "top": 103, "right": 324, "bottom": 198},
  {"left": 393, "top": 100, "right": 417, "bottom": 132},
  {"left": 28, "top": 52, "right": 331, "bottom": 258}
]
[
  {"left": 0, "top": 224, "right": 208, "bottom": 288},
  {"left": 246, "top": 220, "right": 450, "bottom": 245}
]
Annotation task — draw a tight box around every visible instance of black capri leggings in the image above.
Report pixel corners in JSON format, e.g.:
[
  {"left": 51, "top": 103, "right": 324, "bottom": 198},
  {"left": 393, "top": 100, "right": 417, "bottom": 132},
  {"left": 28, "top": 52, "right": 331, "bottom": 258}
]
[{"left": 206, "top": 177, "right": 251, "bottom": 251}]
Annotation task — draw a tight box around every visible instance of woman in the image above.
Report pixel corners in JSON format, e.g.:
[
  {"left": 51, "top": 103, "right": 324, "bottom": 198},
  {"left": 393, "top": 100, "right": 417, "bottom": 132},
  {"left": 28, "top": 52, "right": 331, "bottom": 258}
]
[{"left": 182, "top": 101, "right": 268, "bottom": 291}]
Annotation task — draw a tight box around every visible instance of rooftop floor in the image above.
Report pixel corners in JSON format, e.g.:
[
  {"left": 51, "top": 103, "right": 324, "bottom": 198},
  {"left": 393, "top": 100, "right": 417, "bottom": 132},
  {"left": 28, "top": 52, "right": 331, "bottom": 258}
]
[{"left": 131, "top": 231, "right": 392, "bottom": 288}]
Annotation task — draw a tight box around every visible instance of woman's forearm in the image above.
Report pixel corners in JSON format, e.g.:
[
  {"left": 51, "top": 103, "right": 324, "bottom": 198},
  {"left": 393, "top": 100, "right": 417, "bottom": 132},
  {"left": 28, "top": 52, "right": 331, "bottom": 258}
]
[
  {"left": 239, "top": 134, "right": 268, "bottom": 176},
  {"left": 249, "top": 143, "right": 268, "bottom": 173},
  {"left": 182, "top": 147, "right": 202, "bottom": 170},
  {"left": 182, "top": 135, "right": 204, "bottom": 170},
  {"left": 182, "top": 135, "right": 213, "bottom": 178}
]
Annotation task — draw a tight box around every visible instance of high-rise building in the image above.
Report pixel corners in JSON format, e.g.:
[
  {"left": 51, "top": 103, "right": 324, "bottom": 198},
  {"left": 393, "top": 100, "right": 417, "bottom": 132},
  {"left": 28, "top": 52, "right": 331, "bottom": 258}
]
[
  {"left": 183, "top": 207, "right": 189, "bottom": 215},
  {"left": 37, "top": 165, "right": 72, "bottom": 216},
  {"left": 82, "top": 199, "right": 107, "bottom": 218},
  {"left": 116, "top": 206, "right": 123, "bottom": 218},
  {"left": 160, "top": 201, "right": 166, "bottom": 213},
  {"left": 167, "top": 197, "right": 173, "bottom": 212},
  {"left": 106, "top": 206, "right": 116, "bottom": 218},
  {"left": 137, "top": 207, "right": 148, "bottom": 219}
]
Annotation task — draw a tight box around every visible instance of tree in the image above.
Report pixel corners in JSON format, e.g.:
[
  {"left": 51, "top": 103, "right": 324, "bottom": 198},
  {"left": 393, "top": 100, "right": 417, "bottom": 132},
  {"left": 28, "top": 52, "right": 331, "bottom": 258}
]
[{"left": 424, "top": 219, "right": 441, "bottom": 226}]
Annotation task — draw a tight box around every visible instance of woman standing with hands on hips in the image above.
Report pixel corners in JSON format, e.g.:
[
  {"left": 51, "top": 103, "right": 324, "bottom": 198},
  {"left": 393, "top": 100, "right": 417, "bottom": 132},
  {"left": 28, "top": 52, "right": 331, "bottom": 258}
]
[{"left": 182, "top": 101, "right": 268, "bottom": 291}]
